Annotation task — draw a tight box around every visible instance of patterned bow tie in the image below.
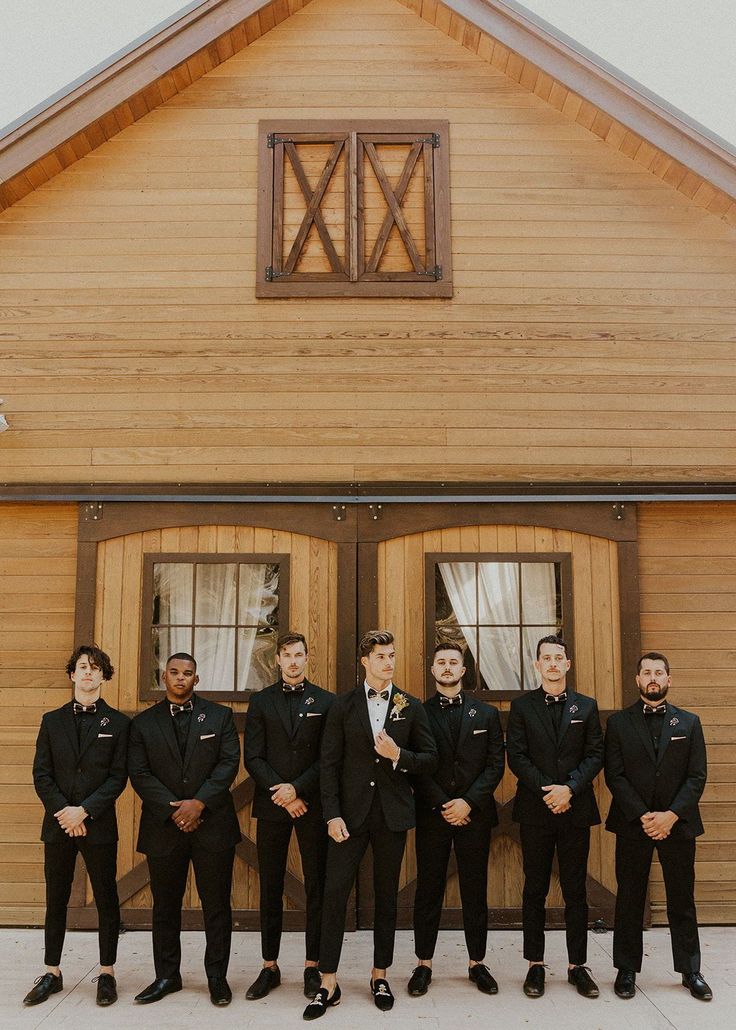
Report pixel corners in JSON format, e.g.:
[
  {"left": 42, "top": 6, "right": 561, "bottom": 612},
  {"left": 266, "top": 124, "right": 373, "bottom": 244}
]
[
  {"left": 643, "top": 703, "right": 666, "bottom": 716},
  {"left": 544, "top": 692, "right": 567, "bottom": 706},
  {"left": 367, "top": 688, "right": 389, "bottom": 701},
  {"left": 283, "top": 683, "right": 305, "bottom": 694},
  {"left": 438, "top": 693, "right": 462, "bottom": 707},
  {"left": 73, "top": 702, "right": 97, "bottom": 715},
  {"left": 170, "top": 700, "right": 194, "bottom": 715}
]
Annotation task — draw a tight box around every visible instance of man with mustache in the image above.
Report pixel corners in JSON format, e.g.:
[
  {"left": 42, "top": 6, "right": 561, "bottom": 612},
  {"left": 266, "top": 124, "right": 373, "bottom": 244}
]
[{"left": 605, "top": 652, "right": 711, "bottom": 1001}]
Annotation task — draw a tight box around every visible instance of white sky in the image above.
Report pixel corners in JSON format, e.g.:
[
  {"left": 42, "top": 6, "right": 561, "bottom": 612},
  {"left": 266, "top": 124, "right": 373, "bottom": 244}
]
[{"left": 0, "top": 0, "right": 734, "bottom": 146}]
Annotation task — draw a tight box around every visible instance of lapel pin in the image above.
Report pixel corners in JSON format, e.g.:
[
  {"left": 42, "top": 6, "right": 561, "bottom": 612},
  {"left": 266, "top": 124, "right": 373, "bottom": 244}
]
[
  {"left": 569, "top": 704, "right": 578, "bottom": 714},
  {"left": 197, "top": 713, "right": 205, "bottom": 723},
  {"left": 670, "top": 716, "right": 679, "bottom": 726},
  {"left": 305, "top": 696, "right": 315, "bottom": 706},
  {"left": 468, "top": 708, "right": 476, "bottom": 718},
  {"left": 100, "top": 716, "right": 110, "bottom": 727}
]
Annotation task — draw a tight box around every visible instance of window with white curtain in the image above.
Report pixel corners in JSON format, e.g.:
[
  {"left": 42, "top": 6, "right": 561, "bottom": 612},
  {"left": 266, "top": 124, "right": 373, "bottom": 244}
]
[
  {"left": 141, "top": 554, "right": 288, "bottom": 699},
  {"left": 431, "top": 554, "right": 571, "bottom": 696}
]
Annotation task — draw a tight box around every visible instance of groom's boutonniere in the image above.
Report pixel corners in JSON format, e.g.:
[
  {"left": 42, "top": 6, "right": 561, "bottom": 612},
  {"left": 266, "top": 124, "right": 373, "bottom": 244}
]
[{"left": 390, "top": 693, "right": 409, "bottom": 721}]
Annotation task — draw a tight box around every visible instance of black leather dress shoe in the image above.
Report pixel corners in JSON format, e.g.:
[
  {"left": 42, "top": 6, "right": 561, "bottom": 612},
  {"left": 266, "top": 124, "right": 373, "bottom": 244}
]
[
  {"left": 208, "top": 976, "right": 232, "bottom": 1006},
  {"left": 303, "top": 984, "right": 341, "bottom": 1020},
  {"left": 94, "top": 973, "right": 117, "bottom": 1006},
  {"left": 134, "top": 976, "right": 183, "bottom": 1003},
  {"left": 568, "top": 965, "right": 599, "bottom": 998},
  {"left": 408, "top": 966, "right": 432, "bottom": 996},
  {"left": 682, "top": 972, "right": 713, "bottom": 1000},
  {"left": 23, "top": 972, "right": 63, "bottom": 1006},
  {"left": 246, "top": 965, "right": 281, "bottom": 1000},
  {"left": 523, "top": 965, "right": 545, "bottom": 997},
  {"left": 304, "top": 967, "right": 322, "bottom": 999},
  {"left": 469, "top": 963, "right": 498, "bottom": 994},
  {"left": 614, "top": 968, "right": 636, "bottom": 999},
  {"left": 370, "top": 978, "right": 395, "bottom": 1011}
]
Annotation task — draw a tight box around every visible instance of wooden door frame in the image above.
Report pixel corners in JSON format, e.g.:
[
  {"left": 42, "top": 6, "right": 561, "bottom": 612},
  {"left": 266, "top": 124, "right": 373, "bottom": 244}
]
[
  {"left": 354, "top": 500, "right": 641, "bottom": 930},
  {"left": 68, "top": 500, "right": 360, "bottom": 930}
]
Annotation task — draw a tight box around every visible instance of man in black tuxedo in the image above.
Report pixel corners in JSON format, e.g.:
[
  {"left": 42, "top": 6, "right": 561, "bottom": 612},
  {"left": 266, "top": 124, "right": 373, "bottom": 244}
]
[
  {"left": 605, "top": 651, "right": 711, "bottom": 1001},
  {"left": 244, "top": 632, "right": 333, "bottom": 1001},
  {"left": 302, "top": 630, "right": 437, "bottom": 1020},
  {"left": 408, "top": 643, "right": 505, "bottom": 998},
  {"left": 506, "top": 635, "right": 603, "bottom": 999},
  {"left": 128, "top": 652, "right": 241, "bottom": 1007},
  {"left": 25, "top": 645, "right": 129, "bottom": 1008}
]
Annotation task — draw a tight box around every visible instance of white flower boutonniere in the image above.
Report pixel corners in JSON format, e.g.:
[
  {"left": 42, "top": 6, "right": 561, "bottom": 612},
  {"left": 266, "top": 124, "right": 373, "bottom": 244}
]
[
  {"left": 468, "top": 708, "right": 476, "bottom": 718},
  {"left": 670, "top": 716, "right": 679, "bottom": 727},
  {"left": 390, "top": 693, "right": 409, "bottom": 721},
  {"left": 569, "top": 704, "right": 578, "bottom": 714},
  {"left": 305, "top": 696, "right": 315, "bottom": 706},
  {"left": 100, "top": 716, "right": 110, "bottom": 727},
  {"left": 197, "top": 713, "right": 206, "bottom": 723}
]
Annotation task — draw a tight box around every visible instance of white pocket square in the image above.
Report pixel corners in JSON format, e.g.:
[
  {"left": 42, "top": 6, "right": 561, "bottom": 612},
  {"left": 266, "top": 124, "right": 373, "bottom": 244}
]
[
  {"left": 306, "top": 712, "right": 322, "bottom": 717},
  {"left": 571, "top": 719, "right": 584, "bottom": 724},
  {"left": 473, "top": 728, "right": 487, "bottom": 734},
  {"left": 200, "top": 732, "right": 216, "bottom": 739},
  {"left": 97, "top": 733, "right": 113, "bottom": 738},
  {"left": 671, "top": 735, "right": 687, "bottom": 740}
]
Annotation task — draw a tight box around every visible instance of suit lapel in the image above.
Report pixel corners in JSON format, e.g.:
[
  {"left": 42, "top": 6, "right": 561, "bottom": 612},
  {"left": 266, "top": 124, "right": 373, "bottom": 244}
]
[
  {"left": 271, "top": 683, "right": 294, "bottom": 739},
  {"left": 630, "top": 703, "right": 657, "bottom": 765},
  {"left": 531, "top": 688, "right": 557, "bottom": 746},
  {"left": 456, "top": 693, "right": 476, "bottom": 750},
  {"left": 78, "top": 698, "right": 108, "bottom": 759},
  {"left": 656, "top": 702, "right": 676, "bottom": 766},
  {"left": 556, "top": 690, "right": 576, "bottom": 744},
  {"left": 355, "top": 686, "right": 376, "bottom": 743},
  {"left": 426, "top": 694, "right": 453, "bottom": 750},
  {"left": 155, "top": 698, "right": 183, "bottom": 767},
  {"left": 61, "top": 702, "right": 80, "bottom": 756},
  {"left": 182, "top": 695, "right": 205, "bottom": 771},
  {"left": 293, "top": 680, "right": 315, "bottom": 738}
]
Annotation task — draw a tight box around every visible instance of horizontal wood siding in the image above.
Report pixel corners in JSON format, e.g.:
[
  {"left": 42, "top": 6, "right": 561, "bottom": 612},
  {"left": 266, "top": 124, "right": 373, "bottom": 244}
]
[
  {"left": 638, "top": 502, "right": 736, "bottom": 925},
  {"left": 0, "top": 504, "right": 77, "bottom": 924},
  {"left": 0, "top": 0, "right": 735, "bottom": 485}
]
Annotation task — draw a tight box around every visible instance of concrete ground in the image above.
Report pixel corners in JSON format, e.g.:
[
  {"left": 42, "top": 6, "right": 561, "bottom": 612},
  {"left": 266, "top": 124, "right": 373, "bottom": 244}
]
[{"left": 3, "top": 927, "right": 734, "bottom": 1029}]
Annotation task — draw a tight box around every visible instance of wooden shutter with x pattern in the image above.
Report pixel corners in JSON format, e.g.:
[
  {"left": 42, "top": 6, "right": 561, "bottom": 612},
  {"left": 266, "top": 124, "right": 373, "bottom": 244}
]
[{"left": 257, "top": 120, "right": 451, "bottom": 297}]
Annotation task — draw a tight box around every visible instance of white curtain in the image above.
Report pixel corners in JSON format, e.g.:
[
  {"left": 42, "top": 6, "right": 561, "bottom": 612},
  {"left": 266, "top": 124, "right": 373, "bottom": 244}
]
[
  {"left": 193, "top": 564, "right": 237, "bottom": 691},
  {"left": 439, "top": 561, "right": 557, "bottom": 691}
]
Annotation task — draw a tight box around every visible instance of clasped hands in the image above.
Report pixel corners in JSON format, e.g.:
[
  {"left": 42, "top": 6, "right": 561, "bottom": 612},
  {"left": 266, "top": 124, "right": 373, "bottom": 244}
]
[
  {"left": 54, "top": 805, "right": 88, "bottom": 836},
  {"left": 170, "top": 798, "right": 205, "bottom": 832},
  {"left": 270, "top": 783, "right": 308, "bottom": 819},
  {"left": 542, "top": 783, "right": 573, "bottom": 814},
  {"left": 640, "top": 810, "right": 677, "bottom": 840}
]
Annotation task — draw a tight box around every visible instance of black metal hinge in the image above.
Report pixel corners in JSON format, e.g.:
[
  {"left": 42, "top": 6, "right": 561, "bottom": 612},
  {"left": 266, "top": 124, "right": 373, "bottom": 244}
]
[{"left": 418, "top": 133, "right": 441, "bottom": 148}]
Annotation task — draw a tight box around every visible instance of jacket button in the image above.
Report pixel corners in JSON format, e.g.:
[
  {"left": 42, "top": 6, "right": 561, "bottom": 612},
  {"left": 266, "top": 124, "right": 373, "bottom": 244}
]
[
  {"left": 299, "top": 713, "right": 304, "bottom": 718},
  {"left": 369, "top": 781, "right": 375, "bottom": 787},
  {"left": 375, "top": 758, "right": 379, "bottom": 763},
  {"left": 77, "top": 767, "right": 82, "bottom": 774},
  {"left": 450, "top": 780, "right": 456, "bottom": 788}
]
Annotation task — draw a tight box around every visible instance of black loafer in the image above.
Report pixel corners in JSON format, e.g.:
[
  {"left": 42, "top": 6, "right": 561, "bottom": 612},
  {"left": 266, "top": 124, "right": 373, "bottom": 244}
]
[
  {"left": 469, "top": 963, "right": 498, "bottom": 994},
  {"left": 568, "top": 965, "right": 599, "bottom": 998},
  {"left": 408, "top": 965, "right": 432, "bottom": 996},
  {"left": 523, "top": 965, "right": 545, "bottom": 997},
  {"left": 370, "top": 978, "right": 395, "bottom": 1011},
  {"left": 614, "top": 968, "right": 636, "bottom": 999},
  {"left": 304, "top": 967, "right": 322, "bottom": 999},
  {"left": 246, "top": 965, "right": 281, "bottom": 1000},
  {"left": 134, "top": 976, "right": 183, "bottom": 1004},
  {"left": 303, "top": 984, "right": 341, "bottom": 1020},
  {"left": 23, "top": 972, "right": 63, "bottom": 1006},
  {"left": 94, "top": 973, "right": 117, "bottom": 1006},
  {"left": 208, "top": 976, "right": 232, "bottom": 1006},
  {"left": 682, "top": 972, "right": 713, "bottom": 1000}
]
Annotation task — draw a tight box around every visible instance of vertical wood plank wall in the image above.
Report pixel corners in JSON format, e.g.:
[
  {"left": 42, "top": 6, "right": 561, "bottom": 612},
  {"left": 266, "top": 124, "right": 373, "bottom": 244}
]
[
  {"left": 0, "top": 504, "right": 78, "bottom": 924},
  {"left": 91, "top": 525, "right": 338, "bottom": 914},
  {"left": 1, "top": 0, "right": 736, "bottom": 483},
  {"left": 638, "top": 503, "right": 736, "bottom": 924},
  {"left": 377, "top": 524, "right": 621, "bottom": 912}
]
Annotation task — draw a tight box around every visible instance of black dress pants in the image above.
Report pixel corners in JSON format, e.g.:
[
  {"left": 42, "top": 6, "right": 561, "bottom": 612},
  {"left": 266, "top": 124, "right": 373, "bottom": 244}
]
[
  {"left": 318, "top": 797, "right": 407, "bottom": 973},
  {"left": 520, "top": 819, "right": 590, "bottom": 964},
  {"left": 44, "top": 838, "right": 120, "bottom": 966},
  {"left": 256, "top": 808, "right": 328, "bottom": 962},
  {"left": 613, "top": 834, "right": 700, "bottom": 974},
  {"left": 414, "top": 811, "right": 493, "bottom": 962},
  {"left": 147, "top": 838, "right": 235, "bottom": 980}
]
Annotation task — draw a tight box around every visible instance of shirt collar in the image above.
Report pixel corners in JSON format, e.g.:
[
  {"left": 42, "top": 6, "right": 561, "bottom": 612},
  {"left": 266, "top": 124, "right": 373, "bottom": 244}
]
[{"left": 364, "top": 680, "right": 393, "bottom": 698}]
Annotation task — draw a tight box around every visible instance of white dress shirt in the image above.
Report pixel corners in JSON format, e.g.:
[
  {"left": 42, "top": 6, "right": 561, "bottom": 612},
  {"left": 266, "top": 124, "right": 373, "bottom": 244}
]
[{"left": 364, "top": 680, "right": 392, "bottom": 739}]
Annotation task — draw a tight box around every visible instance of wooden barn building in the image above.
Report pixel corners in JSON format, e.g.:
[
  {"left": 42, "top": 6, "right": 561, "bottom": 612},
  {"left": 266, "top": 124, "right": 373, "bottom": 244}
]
[{"left": 1, "top": 0, "right": 735, "bottom": 933}]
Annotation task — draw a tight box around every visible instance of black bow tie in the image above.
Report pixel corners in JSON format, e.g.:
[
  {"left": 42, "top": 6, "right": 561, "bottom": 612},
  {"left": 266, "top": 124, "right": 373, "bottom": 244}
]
[
  {"left": 544, "top": 692, "right": 567, "bottom": 706},
  {"left": 367, "top": 688, "right": 389, "bottom": 701},
  {"left": 283, "top": 683, "right": 305, "bottom": 694},
  {"left": 643, "top": 703, "right": 666, "bottom": 716},
  {"left": 438, "top": 693, "right": 462, "bottom": 708},
  {"left": 73, "top": 702, "right": 96, "bottom": 715},
  {"left": 170, "top": 700, "right": 194, "bottom": 715}
]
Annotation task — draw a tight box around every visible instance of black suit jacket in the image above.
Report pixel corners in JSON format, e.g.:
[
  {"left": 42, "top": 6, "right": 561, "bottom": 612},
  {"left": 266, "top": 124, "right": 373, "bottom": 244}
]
[
  {"left": 244, "top": 679, "right": 334, "bottom": 821},
  {"left": 321, "top": 685, "right": 438, "bottom": 833},
  {"left": 506, "top": 687, "right": 603, "bottom": 827},
  {"left": 604, "top": 700, "right": 706, "bottom": 839},
  {"left": 33, "top": 698, "right": 130, "bottom": 845},
  {"left": 128, "top": 693, "right": 241, "bottom": 857},
  {"left": 414, "top": 693, "right": 505, "bottom": 824}
]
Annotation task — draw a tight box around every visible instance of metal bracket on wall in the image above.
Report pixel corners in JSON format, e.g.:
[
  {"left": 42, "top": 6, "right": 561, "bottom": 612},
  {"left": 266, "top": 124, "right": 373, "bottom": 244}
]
[
  {"left": 612, "top": 503, "right": 626, "bottom": 521},
  {"left": 332, "top": 504, "right": 347, "bottom": 521},
  {"left": 368, "top": 503, "right": 383, "bottom": 521},
  {"left": 82, "top": 502, "right": 103, "bottom": 522}
]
